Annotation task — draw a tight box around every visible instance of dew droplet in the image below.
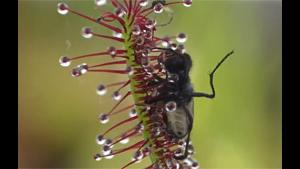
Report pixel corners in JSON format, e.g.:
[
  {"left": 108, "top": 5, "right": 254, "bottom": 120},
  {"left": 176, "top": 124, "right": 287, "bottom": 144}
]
[
  {"left": 145, "top": 105, "right": 151, "bottom": 111},
  {"left": 59, "top": 56, "right": 71, "bottom": 67},
  {"left": 170, "top": 43, "right": 177, "bottom": 50},
  {"left": 174, "top": 162, "right": 181, "bottom": 169},
  {"left": 120, "top": 134, "right": 129, "bottom": 144},
  {"left": 153, "top": 3, "right": 164, "bottom": 14},
  {"left": 174, "top": 148, "right": 184, "bottom": 158},
  {"left": 162, "top": 40, "right": 171, "bottom": 47},
  {"left": 104, "top": 154, "right": 114, "bottom": 159},
  {"left": 191, "top": 162, "right": 199, "bottom": 169},
  {"left": 144, "top": 31, "right": 152, "bottom": 39},
  {"left": 166, "top": 158, "right": 175, "bottom": 169},
  {"left": 95, "top": 0, "right": 107, "bottom": 6},
  {"left": 57, "top": 3, "right": 69, "bottom": 15},
  {"left": 165, "top": 101, "right": 177, "bottom": 112},
  {"left": 176, "top": 33, "right": 187, "bottom": 43},
  {"left": 96, "top": 135, "right": 106, "bottom": 145},
  {"left": 96, "top": 84, "right": 107, "bottom": 96},
  {"left": 115, "top": 8, "right": 126, "bottom": 17},
  {"left": 71, "top": 67, "right": 82, "bottom": 77},
  {"left": 177, "top": 44, "right": 186, "bottom": 54},
  {"left": 132, "top": 25, "right": 141, "bottom": 35},
  {"left": 139, "top": 0, "right": 148, "bottom": 7},
  {"left": 129, "top": 109, "right": 137, "bottom": 117},
  {"left": 136, "top": 123, "right": 144, "bottom": 133},
  {"left": 144, "top": 66, "right": 154, "bottom": 74},
  {"left": 141, "top": 57, "right": 149, "bottom": 67},
  {"left": 132, "top": 150, "right": 143, "bottom": 161},
  {"left": 127, "top": 66, "right": 134, "bottom": 76},
  {"left": 78, "top": 63, "right": 88, "bottom": 74},
  {"left": 81, "top": 27, "right": 93, "bottom": 38},
  {"left": 107, "top": 46, "right": 117, "bottom": 57},
  {"left": 102, "top": 145, "right": 112, "bottom": 156},
  {"left": 188, "top": 144, "right": 195, "bottom": 155},
  {"left": 145, "top": 19, "right": 155, "bottom": 29},
  {"left": 99, "top": 113, "right": 109, "bottom": 124},
  {"left": 112, "top": 31, "right": 122, "bottom": 38},
  {"left": 151, "top": 127, "right": 161, "bottom": 136},
  {"left": 142, "top": 147, "right": 151, "bottom": 156},
  {"left": 112, "top": 91, "right": 122, "bottom": 101},
  {"left": 94, "top": 153, "right": 102, "bottom": 161},
  {"left": 142, "top": 50, "right": 149, "bottom": 57},
  {"left": 183, "top": 158, "right": 193, "bottom": 166},
  {"left": 167, "top": 73, "right": 179, "bottom": 83},
  {"left": 104, "top": 138, "right": 113, "bottom": 146},
  {"left": 183, "top": 0, "right": 192, "bottom": 7}
]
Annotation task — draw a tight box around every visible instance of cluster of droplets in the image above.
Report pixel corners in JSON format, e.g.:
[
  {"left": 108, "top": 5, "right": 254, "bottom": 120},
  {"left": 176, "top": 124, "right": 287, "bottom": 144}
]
[{"left": 58, "top": 0, "right": 200, "bottom": 168}]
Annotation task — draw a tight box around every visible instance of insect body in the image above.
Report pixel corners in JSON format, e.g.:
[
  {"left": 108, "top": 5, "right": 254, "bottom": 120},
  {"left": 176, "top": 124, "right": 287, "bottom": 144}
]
[{"left": 146, "top": 48, "right": 233, "bottom": 160}]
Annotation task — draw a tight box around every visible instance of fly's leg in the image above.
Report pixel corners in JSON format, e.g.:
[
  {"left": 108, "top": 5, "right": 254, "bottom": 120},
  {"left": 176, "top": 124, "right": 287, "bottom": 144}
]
[
  {"left": 174, "top": 104, "right": 193, "bottom": 160},
  {"left": 174, "top": 133, "right": 190, "bottom": 160},
  {"left": 192, "top": 50, "right": 234, "bottom": 98}
]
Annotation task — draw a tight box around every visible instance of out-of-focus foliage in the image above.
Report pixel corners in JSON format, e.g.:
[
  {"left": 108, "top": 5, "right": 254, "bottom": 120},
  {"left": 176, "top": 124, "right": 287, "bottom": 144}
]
[{"left": 19, "top": 0, "right": 281, "bottom": 168}]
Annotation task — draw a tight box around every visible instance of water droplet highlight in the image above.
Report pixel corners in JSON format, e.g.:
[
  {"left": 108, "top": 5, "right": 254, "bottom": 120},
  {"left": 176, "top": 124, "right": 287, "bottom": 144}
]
[
  {"left": 132, "top": 25, "right": 141, "bottom": 35},
  {"left": 96, "top": 135, "right": 106, "bottom": 145},
  {"left": 129, "top": 109, "right": 137, "bottom": 117},
  {"left": 94, "top": 153, "right": 102, "bottom": 161},
  {"left": 107, "top": 46, "right": 116, "bottom": 57},
  {"left": 102, "top": 145, "right": 112, "bottom": 156},
  {"left": 145, "top": 19, "right": 155, "bottom": 29},
  {"left": 183, "top": 0, "right": 192, "bottom": 7},
  {"left": 71, "top": 68, "right": 82, "bottom": 77},
  {"left": 81, "top": 27, "right": 93, "bottom": 39},
  {"left": 99, "top": 113, "right": 109, "bottom": 124},
  {"left": 120, "top": 134, "right": 129, "bottom": 144},
  {"left": 153, "top": 3, "right": 164, "bottom": 14},
  {"left": 113, "top": 31, "right": 122, "bottom": 38},
  {"left": 112, "top": 91, "right": 122, "bottom": 101},
  {"left": 57, "top": 3, "right": 69, "bottom": 15},
  {"left": 95, "top": 0, "right": 107, "bottom": 6},
  {"left": 165, "top": 101, "right": 177, "bottom": 112},
  {"left": 139, "top": 0, "right": 148, "bottom": 7},
  {"left": 115, "top": 8, "right": 126, "bottom": 17},
  {"left": 96, "top": 84, "right": 107, "bottom": 96},
  {"left": 167, "top": 73, "right": 179, "bottom": 83},
  {"left": 132, "top": 150, "right": 143, "bottom": 161},
  {"left": 78, "top": 63, "right": 88, "bottom": 74},
  {"left": 176, "top": 33, "right": 187, "bottom": 43},
  {"left": 59, "top": 56, "right": 71, "bottom": 67}
]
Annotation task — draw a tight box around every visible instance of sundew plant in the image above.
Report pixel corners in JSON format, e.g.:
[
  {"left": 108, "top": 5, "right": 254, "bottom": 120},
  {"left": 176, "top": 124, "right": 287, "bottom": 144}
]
[{"left": 58, "top": 0, "right": 205, "bottom": 168}]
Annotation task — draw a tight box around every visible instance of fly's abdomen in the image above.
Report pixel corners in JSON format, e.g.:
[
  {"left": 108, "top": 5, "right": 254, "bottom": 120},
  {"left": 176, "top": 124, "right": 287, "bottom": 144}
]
[{"left": 166, "top": 106, "right": 189, "bottom": 138}]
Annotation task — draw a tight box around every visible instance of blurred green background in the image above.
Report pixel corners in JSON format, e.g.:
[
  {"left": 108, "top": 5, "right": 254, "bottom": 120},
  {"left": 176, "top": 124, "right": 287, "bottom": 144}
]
[{"left": 19, "top": 0, "right": 281, "bottom": 168}]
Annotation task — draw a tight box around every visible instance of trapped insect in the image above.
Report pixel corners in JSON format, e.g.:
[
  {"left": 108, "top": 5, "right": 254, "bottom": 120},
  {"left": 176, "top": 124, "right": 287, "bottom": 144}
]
[
  {"left": 58, "top": 0, "right": 232, "bottom": 167},
  {"left": 145, "top": 48, "right": 234, "bottom": 160}
]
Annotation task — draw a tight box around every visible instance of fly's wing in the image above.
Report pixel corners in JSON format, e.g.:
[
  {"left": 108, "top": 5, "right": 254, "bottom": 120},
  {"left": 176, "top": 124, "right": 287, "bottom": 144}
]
[
  {"left": 166, "top": 99, "right": 194, "bottom": 139},
  {"left": 184, "top": 99, "right": 194, "bottom": 132}
]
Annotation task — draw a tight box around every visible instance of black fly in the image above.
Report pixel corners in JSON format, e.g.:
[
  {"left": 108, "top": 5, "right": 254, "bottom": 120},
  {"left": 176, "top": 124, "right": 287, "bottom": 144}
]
[{"left": 145, "top": 47, "right": 234, "bottom": 160}]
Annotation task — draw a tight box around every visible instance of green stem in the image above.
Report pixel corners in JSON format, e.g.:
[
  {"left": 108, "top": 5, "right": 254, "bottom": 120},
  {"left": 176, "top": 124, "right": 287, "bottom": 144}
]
[{"left": 123, "top": 19, "right": 158, "bottom": 163}]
